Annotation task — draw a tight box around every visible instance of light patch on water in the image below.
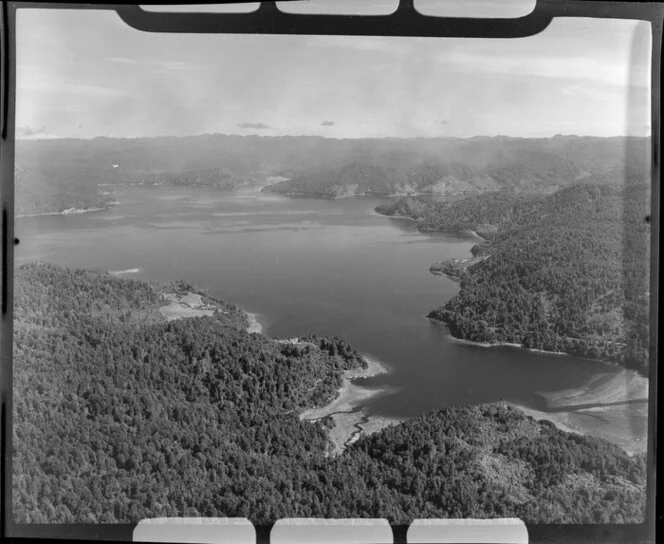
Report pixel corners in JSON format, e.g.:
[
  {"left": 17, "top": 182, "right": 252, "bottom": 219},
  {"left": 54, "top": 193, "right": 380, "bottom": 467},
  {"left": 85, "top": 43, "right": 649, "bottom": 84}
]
[
  {"left": 265, "top": 176, "right": 290, "bottom": 183},
  {"left": 144, "top": 222, "right": 200, "bottom": 230},
  {"left": 155, "top": 195, "right": 188, "bottom": 201},
  {"left": 202, "top": 222, "right": 325, "bottom": 235},
  {"left": 300, "top": 354, "right": 398, "bottom": 455},
  {"left": 210, "top": 210, "right": 318, "bottom": 217},
  {"left": 109, "top": 267, "right": 141, "bottom": 275}
]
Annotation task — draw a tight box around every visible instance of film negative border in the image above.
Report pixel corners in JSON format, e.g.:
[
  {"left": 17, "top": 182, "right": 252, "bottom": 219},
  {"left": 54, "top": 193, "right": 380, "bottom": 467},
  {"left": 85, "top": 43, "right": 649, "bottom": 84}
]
[{"left": 1, "top": 1, "right": 661, "bottom": 543}]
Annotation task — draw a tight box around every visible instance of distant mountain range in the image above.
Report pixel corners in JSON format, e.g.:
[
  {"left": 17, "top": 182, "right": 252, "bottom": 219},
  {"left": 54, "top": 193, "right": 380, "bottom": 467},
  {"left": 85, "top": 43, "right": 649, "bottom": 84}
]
[
  {"left": 14, "top": 134, "right": 650, "bottom": 215},
  {"left": 263, "top": 136, "right": 650, "bottom": 198}
]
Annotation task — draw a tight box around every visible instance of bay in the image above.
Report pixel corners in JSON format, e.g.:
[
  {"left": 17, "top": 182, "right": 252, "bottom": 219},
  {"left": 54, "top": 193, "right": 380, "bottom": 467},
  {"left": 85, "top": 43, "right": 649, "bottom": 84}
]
[{"left": 14, "top": 184, "right": 648, "bottom": 452}]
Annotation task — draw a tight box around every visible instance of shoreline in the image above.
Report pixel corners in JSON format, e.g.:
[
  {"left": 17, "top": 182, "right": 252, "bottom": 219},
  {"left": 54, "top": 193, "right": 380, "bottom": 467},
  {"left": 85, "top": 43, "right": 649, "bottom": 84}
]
[
  {"left": 465, "top": 229, "right": 487, "bottom": 242},
  {"left": 373, "top": 208, "right": 421, "bottom": 222},
  {"left": 374, "top": 208, "right": 488, "bottom": 243},
  {"left": 109, "top": 267, "right": 142, "bottom": 276},
  {"left": 300, "top": 355, "right": 402, "bottom": 456},
  {"left": 515, "top": 362, "right": 648, "bottom": 455},
  {"left": 264, "top": 188, "right": 473, "bottom": 200},
  {"left": 245, "top": 311, "right": 264, "bottom": 335},
  {"left": 239, "top": 310, "right": 401, "bottom": 455},
  {"left": 156, "top": 288, "right": 264, "bottom": 336},
  {"left": 433, "top": 318, "right": 635, "bottom": 367},
  {"left": 424, "top": 231, "right": 649, "bottom": 455},
  {"left": 377, "top": 212, "right": 421, "bottom": 222},
  {"left": 431, "top": 318, "right": 648, "bottom": 455},
  {"left": 234, "top": 307, "right": 401, "bottom": 455},
  {"left": 17, "top": 204, "right": 114, "bottom": 218},
  {"left": 513, "top": 399, "right": 648, "bottom": 456}
]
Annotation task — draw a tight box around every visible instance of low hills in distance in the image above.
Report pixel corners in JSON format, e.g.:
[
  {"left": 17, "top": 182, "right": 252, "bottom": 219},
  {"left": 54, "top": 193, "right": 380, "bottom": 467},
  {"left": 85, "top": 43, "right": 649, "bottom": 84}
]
[
  {"left": 15, "top": 134, "right": 649, "bottom": 215},
  {"left": 14, "top": 263, "right": 646, "bottom": 524}
]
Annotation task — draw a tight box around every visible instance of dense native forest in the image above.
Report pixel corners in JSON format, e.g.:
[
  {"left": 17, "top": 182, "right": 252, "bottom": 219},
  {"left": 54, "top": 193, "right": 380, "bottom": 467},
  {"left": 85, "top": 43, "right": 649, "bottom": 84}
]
[
  {"left": 378, "top": 180, "right": 651, "bottom": 374},
  {"left": 13, "top": 263, "right": 646, "bottom": 524},
  {"left": 262, "top": 136, "right": 649, "bottom": 198},
  {"left": 15, "top": 135, "right": 648, "bottom": 214}
]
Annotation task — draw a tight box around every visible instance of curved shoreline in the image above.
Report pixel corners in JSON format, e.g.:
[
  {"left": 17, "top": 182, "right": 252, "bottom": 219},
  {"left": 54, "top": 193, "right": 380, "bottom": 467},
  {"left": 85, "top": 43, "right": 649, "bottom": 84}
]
[
  {"left": 429, "top": 310, "right": 648, "bottom": 455},
  {"left": 264, "top": 188, "right": 475, "bottom": 200},
  {"left": 244, "top": 311, "right": 264, "bottom": 334},
  {"left": 109, "top": 267, "right": 142, "bottom": 276},
  {"left": 300, "top": 355, "right": 402, "bottom": 456},
  {"left": 414, "top": 222, "right": 650, "bottom": 455},
  {"left": 17, "top": 203, "right": 117, "bottom": 218},
  {"left": 514, "top": 367, "right": 648, "bottom": 456},
  {"left": 239, "top": 308, "right": 400, "bottom": 455},
  {"left": 431, "top": 317, "right": 636, "bottom": 367}
]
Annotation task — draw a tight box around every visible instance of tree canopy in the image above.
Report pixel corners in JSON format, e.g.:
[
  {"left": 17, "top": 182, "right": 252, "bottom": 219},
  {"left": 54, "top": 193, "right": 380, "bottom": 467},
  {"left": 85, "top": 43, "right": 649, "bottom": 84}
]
[{"left": 12, "top": 263, "right": 647, "bottom": 525}]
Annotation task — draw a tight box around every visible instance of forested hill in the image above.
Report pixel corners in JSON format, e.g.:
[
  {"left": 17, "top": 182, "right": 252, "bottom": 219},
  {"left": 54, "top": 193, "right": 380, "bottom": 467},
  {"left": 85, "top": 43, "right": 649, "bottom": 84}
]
[
  {"left": 262, "top": 136, "right": 649, "bottom": 198},
  {"left": 375, "top": 191, "right": 537, "bottom": 239},
  {"left": 379, "top": 182, "right": 651, "bottom": 373},
  {"left": 15, "top": 135, "right": 648, "bottom": 215},
  {"left": 13, "top": 263, "right": 646, "bottom": 524}
]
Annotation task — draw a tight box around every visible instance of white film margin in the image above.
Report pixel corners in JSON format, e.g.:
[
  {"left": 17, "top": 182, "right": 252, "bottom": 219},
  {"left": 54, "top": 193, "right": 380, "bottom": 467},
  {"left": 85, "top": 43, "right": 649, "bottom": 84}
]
[
  {"left": 133, "top": 517, "right": 255, "bottom": 544},
  {"left": 133, "top": 517, "right": 528, "bottom": 543},
  {"left": 408, "top": 518, "right": 528, "bottom": 543}
]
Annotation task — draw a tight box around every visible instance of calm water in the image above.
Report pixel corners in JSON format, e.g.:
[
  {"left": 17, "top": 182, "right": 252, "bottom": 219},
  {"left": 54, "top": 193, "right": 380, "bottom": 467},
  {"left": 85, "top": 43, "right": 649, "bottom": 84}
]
[{"left": 15, "top": 185, "right": 632, "bottom": 420}]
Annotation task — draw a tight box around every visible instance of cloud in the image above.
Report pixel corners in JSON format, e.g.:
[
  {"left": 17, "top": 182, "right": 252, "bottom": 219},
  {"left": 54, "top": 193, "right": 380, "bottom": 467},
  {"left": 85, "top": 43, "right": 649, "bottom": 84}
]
[
  {"left": 16, "top": 125, "right": 59, "bottom": 139},
  {"left": 17, "top": 125, "right": 43, "bottom": 137},
  {"left": 321, "top": 120, "right": 335, "bottom": 126},
  {"left": 237, "top": 122, "right": 272, "bottom": 130},
  {"left": 439, "top": 120, "right": 448, "bottom": 125}
]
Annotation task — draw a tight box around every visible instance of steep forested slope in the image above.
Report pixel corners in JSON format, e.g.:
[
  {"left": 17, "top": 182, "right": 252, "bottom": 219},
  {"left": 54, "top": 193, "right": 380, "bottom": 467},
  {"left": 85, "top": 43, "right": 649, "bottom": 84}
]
[
  {"left": 12, "top": 263, "right": 646, "bottom": 524},
  {"left": 379, "top": 182, "right": 651, "bottom": 373}
]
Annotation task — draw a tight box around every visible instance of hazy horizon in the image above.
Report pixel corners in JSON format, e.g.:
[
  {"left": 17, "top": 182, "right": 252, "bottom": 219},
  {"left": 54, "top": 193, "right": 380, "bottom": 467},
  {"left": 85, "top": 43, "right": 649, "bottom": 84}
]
[
  {"left": 14, "top": 132, "right": 652, "bottom": 142},
  {"left": 17, "top": 5, "right": 651, "bottom": 140},
  {"left": 14, "top": 131, "right": 653, "bottom": 142}
]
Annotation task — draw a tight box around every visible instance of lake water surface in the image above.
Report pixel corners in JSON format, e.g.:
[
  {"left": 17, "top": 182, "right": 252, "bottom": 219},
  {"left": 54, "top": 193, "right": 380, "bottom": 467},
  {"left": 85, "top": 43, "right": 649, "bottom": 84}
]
[{"left": 15, "top": 185, "right": 648, "bottom": 450}]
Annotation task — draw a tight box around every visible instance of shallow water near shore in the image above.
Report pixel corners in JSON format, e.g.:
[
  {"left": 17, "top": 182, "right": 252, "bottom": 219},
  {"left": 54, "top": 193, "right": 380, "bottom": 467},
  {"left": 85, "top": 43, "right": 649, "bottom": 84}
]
[
  {"left": 300, "top": 356, "right": 402, "bottom": 455},
  {"left": 15, "top": 184, "right": 648, "bottom": 452}
]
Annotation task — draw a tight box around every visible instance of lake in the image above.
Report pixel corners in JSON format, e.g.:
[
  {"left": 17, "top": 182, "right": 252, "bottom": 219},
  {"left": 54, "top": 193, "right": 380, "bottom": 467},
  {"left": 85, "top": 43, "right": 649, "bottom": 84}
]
[{"left": 14, "top": 184, "right": 649, "bottom": 452}]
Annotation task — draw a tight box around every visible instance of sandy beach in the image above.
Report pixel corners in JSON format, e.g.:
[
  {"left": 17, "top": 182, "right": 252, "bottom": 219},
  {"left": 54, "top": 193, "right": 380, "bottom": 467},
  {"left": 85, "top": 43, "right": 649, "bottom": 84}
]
[
  {"left": 513, "top": 368, "right": 649, "bottom": 455},
  {"left": 433, "top": 322, "right": 649, "bottom": 454},
  {"left": 300, "top": 356, "right": 403, "bottom": 456},
  {"left": 160, "top": 293, "right": 648, "bottom": 456},
  {"left": 245, "top": 312, "right": 264, "bottom": 334},
  {"left": 109, "top": 267, "right": 141, "bottom": 276}
]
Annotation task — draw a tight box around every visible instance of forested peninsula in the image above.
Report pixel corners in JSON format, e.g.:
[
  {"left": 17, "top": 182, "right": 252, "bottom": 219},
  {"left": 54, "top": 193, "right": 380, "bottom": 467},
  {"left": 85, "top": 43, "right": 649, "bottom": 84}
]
[
  {"left": 13, "top": 263, "right": 646, "bottom": 524},
  {"left": 376, "top": 181, "right": 651, "bottom": 374}
]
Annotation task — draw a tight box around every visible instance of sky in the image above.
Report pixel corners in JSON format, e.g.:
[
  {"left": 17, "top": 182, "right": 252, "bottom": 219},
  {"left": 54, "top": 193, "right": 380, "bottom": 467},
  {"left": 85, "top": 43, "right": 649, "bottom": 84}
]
[{"left": 15, "top": 1, "right": 652, "bottom": 140}]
